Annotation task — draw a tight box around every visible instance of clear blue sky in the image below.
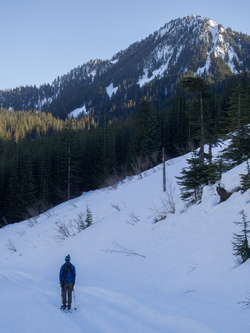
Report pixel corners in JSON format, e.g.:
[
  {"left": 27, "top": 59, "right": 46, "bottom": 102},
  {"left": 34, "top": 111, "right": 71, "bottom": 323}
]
[{"left": 1, "top": 0, "right": 249, "bottom": 90}]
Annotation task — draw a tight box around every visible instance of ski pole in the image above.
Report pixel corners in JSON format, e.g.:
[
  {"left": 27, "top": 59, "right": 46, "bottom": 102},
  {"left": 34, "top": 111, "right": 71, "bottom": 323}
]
[{"left": 73, "top": 290, "right": 77, "bottom": 310}]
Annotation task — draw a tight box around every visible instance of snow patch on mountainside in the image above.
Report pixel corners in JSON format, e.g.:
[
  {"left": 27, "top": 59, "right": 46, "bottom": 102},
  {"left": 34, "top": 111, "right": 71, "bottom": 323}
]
[
  {"left": 106, "top": 83, "right": 118, "bottom": 98},
  {"left": 195, "top": 22, "right": 241, "bottom": 75},
  {"left": 69, "top": 104, "right": 87, "bottom": 118}
]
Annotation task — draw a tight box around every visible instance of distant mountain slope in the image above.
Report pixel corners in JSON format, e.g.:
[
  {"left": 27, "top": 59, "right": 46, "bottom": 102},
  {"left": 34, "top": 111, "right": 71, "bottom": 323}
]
[{"left": 1, "top": 15, "right": 250, "bottom": 118}]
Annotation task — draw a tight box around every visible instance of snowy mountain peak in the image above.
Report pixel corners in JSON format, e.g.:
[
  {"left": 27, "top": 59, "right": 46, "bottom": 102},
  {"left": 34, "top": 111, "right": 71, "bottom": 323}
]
[
  {"left": 0, "top": 15, "right": 250, "bottom": 117},
  {"left": 107, "top": 14, "right": 249, "bottom": 94}
]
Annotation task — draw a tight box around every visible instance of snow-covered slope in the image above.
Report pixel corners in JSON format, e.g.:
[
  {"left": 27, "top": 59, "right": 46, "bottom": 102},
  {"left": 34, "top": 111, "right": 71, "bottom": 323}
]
[{"left": 0, "top": 145, "right": 249, "bottom": 332}]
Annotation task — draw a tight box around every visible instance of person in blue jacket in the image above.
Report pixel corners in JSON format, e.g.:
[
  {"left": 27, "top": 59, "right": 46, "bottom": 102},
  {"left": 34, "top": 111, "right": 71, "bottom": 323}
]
[{"left": 59, "top": 254, "right": 76, "bottom": 310}]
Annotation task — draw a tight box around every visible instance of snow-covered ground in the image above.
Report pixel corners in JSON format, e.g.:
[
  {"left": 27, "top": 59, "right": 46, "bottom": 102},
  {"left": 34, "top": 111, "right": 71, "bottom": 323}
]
[{"left": 0, "top": 144, "right": 250, "bottom": 333}]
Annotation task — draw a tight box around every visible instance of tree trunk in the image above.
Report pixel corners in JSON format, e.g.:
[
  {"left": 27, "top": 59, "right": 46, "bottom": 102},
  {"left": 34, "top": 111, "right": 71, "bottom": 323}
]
[
  {"left": 68, "top": 140, "right": 71, "bottom": 200},
  {"left": 199, "top": 91, "right": 205, "bottom": 166},
  {"left": 162, "top": 148, "right": 166, "bottom": 192},
  {"left": 237, "top": 92, "right": 241, "bottom": 147}
]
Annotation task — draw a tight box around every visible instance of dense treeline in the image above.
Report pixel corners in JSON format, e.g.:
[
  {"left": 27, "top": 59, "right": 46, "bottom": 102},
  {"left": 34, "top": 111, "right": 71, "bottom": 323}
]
[
  {"left": 0, "top": 109, "right": 64, "bottom": 142},
  {"left": 0, "top": 72, "right": 250, "bottom": 225},
  {"left": 176, "top": 72, "right": 250, "bottom": 204}
]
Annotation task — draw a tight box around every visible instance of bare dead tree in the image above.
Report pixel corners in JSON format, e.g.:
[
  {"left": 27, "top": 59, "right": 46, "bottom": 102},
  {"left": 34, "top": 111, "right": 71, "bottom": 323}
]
[
  {"left": 101, "top": 171, "right": 126, "bottom": 190},
  {"left": 54, "top": 220, "right": 77, "bottom": 240},
  {"left": 131, "top": 155, "right": 153, "bottom": 179},
  {"left": 131, "top": 155, "right": 145, "bottom": 178}
]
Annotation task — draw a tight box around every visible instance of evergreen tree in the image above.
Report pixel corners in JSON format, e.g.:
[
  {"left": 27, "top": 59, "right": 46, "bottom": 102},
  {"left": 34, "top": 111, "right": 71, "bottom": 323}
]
[
  {"left": 114, "top": 119, "right": 131, "bottom": 173},
  {"left": 57, "top": 119, "right": 83, "bottom": 200},
  {"left": 223, "top": 73, "right": 250, "bottom": 165},
  {"left": 203, "top": 160, "right": 222, "bottom": 185},
  {"left": 6, "top": 158, "right": 20, "bottom": 222},
  {"left": 19, "top": 153, "right": 36, "bottom": 216},
  {"left": 141, "top": 107, "right": 162, "bottom": 163},
  {"left": 70, "top": 132, "right": 84, "bottom": 197},
  {"left": 232, "top": 210, "right": 250, "bottom": 263},
  {"left": 227, "top": 73, "right": 250, "bottom": 133},
  {"left": 131, "top": 100, "right": 152, "bottom": 156},
  {"left": 85, "top": 205, "right": 93, "bottom": 228},
  {"left": 222, "top": 126, "right": 250, "bottom": 167},
  {"left": 169, "top": 89, "right": 189, "bottom": 155},
  {"left": 6, "top": 145, "right": 36, "bottom": 222},
  {"left": 180, "top": 76, "right": 210, "bottom": 166},
  {"left": 176, "top": 151, "right": 208, "bottom": 205},
  {"left": 240, "top": 161, "right": 250, "bottom": 192}
]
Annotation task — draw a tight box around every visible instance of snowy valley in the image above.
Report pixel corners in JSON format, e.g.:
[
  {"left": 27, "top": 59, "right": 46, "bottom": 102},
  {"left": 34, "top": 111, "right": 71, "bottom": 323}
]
[{"left": 0, "top": 143, "right": 250, "bottom": 333}]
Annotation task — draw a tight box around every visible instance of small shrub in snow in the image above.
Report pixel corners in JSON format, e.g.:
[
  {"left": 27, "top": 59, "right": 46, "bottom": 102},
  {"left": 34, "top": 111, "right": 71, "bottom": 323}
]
[
  {"left": 55, "top": 206, "right": 93, "bottom": 240},
  {"left": 75, "top": 206, "right": 93, "bottom": 230},
  {"left": 26, "top": 217, "right": 38, "bottom": 227},
  {"left": 69, "top": 201, "right": 77, "bottom": 208},
  {"left": 240, "top": 161, "right": 250, "bottom": 192},
  {"left": 85, "top": 205, "right": 93, "bottom": 228},
  {"left": 186, "top": 262, "right": 198, "bottom": 274},
  {"left": 54, "top": 220, "right": 76, "bottom": 240},
  {"left": 238, "top": 292, "right": 250, "bottom": 309},
  {"left": 74, "top": 211, "right": 85, "bottom": 231},
  {"left": 149, "top": 179, "right": 176, "bottom": 222},
  {"left": 111, "top": 203, "right": 121, "bottom": 211},
  {"left": 6, "top": 239, "right": 17, "bottom": 252},
  {"left": 44, "top": 207, "right": 55, "bottom": 218},
  {"left": 125, "top": 212, "right": 140, "bottom": 225}
]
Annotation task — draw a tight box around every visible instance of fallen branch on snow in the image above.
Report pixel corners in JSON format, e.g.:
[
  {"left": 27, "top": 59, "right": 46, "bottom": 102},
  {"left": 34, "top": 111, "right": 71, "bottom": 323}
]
[{"left": 104, "top": 241, "right": 146, "bottom": 258}]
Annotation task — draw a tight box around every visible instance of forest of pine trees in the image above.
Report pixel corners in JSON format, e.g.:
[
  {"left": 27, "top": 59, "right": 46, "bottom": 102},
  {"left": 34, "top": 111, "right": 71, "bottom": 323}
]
[{"left": 0, "top": 72, "right": 250, "bottom": 225}]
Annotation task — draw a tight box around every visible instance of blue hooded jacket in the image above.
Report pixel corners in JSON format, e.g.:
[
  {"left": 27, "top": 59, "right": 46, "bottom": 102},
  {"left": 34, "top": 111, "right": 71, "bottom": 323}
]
[{"left": 59, "top": 261, "right": 76, "bottom": 284}]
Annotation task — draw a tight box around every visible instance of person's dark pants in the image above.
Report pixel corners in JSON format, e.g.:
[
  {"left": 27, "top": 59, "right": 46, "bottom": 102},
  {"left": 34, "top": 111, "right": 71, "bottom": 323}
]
[{"left": 61, "top": 282, "right": 73, "bottom": 308}]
